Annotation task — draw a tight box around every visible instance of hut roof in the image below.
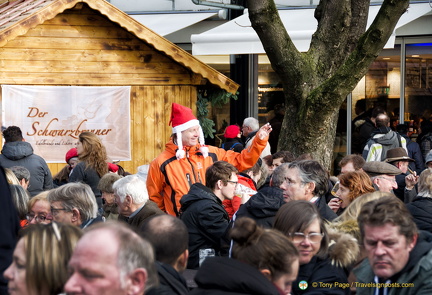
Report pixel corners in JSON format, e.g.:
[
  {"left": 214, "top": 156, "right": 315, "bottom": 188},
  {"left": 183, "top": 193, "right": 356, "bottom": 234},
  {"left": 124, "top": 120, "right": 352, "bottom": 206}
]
[{"left": 0, "top": 0, "right": 239, "bottom": 93}]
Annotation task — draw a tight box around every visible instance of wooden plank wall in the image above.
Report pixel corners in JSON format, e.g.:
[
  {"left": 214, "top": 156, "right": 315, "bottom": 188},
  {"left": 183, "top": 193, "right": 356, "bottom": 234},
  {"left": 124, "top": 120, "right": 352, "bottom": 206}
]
[{"left": 0, "top": 4, "right": 199, "bottom": 176}]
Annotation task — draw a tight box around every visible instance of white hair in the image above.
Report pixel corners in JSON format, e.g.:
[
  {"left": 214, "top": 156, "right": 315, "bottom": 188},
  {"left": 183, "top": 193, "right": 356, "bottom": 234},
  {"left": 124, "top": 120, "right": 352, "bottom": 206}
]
[
  {"left": 243, "top": 117, "right": 260, "bottom": 132},
  {"left": 112, "top": 175, "right": 149, "bottom": 204}
]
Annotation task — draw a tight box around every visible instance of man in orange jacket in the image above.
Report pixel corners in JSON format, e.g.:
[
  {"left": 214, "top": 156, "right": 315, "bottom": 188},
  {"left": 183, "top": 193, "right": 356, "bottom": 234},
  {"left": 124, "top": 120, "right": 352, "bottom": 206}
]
[{"left": 147, "top": 103, "right": 272, "bottom": 216}]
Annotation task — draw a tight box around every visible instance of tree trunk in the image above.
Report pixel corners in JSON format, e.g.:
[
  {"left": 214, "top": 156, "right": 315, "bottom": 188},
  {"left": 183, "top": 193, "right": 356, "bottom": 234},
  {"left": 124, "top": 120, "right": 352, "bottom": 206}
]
[{"left": 247, "top": 0, "right": 410, "bottom": 169}]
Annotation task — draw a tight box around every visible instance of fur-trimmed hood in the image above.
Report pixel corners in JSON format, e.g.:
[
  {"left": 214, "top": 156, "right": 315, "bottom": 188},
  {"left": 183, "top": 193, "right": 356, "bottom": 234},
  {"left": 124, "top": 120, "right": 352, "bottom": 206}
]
[{"left": 326, "top": 225, "right": 360, "bottom": 269}]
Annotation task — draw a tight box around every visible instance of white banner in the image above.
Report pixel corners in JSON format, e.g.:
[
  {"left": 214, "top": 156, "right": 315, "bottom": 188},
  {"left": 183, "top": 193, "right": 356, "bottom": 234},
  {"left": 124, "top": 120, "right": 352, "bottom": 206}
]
[{"left": 2, "top": 85, "right": 131, "bottom": 163}]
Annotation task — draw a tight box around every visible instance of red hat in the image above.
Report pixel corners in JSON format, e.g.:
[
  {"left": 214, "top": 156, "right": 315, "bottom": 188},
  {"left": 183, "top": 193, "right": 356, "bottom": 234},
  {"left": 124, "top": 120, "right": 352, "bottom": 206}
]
[
  {"left": 224, "top": 125, "right": 240, "bottom": 139},
  {"left": 169, "top": 103, "right": 207, "bottom": 159},
  {"left": 65, "top": 148, "right": 78, "bottom": 164}
]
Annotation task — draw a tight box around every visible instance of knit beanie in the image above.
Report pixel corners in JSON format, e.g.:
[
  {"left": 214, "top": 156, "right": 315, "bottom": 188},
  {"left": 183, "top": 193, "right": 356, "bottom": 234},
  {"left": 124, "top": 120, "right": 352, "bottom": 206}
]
[
  {"left": 170, "top": 103, "right": 207, "bottom": 159},
  {"left": 426, "top": 150, "right": 432, "bottom": 165},
  {"left": 65, "top": 148, "right": 78, "bottom": 164},
  {"left": 224, "top": 125, "right": 240, "bottom": 139}
]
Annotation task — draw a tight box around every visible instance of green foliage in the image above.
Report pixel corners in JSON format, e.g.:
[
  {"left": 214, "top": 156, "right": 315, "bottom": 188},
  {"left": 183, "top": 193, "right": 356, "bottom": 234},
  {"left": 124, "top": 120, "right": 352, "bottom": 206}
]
[{"left": 197, "top": 87, "right": 238, "bottom": 138}]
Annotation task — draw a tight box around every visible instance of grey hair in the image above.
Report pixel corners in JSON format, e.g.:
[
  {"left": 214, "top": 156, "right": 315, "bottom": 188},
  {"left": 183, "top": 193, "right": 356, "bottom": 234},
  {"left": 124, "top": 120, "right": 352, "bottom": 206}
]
[
  {"left": 10, "top": 166, "right": 30, "bottom": 182},
  {"left": 417, "top": 168, "right": 432, "bottom": 198},
  {"left": 113, "top": 175, "right": 149, "bottom": 205},
  {"left": 271, "top": 163, "right": 290, "bottom": 188},
  {"left": 47, "top": 182, "right": 98, "bottom": 221},
  {"left": 287, "top": 160, "right": 329, "bottom": 196},
  {"left": 243, "top": 117, "right": 260, "bottom": 132},
  {"left": 10, "top": 184, "right": 29, "bottom": 219}
]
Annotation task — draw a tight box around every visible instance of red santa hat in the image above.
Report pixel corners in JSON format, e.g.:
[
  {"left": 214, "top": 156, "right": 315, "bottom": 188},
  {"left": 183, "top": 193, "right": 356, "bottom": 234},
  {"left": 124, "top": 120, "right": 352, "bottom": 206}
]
[{"left": 170, "top": 103, "right": 208, "bottom": 159}]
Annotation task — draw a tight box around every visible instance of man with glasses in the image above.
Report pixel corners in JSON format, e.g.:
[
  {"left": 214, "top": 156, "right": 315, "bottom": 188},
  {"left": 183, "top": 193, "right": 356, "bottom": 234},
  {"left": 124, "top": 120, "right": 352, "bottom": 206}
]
[
  {"left": 47, "top": 182, "right": 103, "bottom": 229},
  {"left": 242, "top": 117, "right": 271, "bottom": 158},
  {"left": 180, "top": 161, "right": 238, "bottom": 269},
  {"left": 362, "top": 161, "right": 402, "bottom": 194}
]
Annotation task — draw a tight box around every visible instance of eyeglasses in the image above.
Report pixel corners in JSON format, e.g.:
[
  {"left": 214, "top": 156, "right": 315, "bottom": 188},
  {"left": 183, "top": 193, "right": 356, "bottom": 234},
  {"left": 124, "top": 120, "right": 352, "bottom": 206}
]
[
  {"left": 50, "top": 207, "right": 68, "bottom": 216},
  {"left": 289, "top": 232, "right": 324, "bottom": 244},
  {"left": 377, "top": 177, "right": 397, "bottom": 184},
  {"left": 26, "top": 213, "right": 48, "bottom": 223},
  {"left": 227, "top": 180, "right": 238, "bottom": 185}
]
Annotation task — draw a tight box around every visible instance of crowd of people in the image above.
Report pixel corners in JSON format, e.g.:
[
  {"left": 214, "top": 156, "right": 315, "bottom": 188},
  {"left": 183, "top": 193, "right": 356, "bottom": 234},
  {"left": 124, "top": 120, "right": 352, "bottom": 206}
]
[{"left": 1, "top": 102, "right": 432, "bottom": 295}]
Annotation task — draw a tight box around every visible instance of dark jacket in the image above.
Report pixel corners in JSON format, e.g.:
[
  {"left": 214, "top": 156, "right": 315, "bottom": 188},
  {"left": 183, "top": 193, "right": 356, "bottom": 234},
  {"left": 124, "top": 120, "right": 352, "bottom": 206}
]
[
  {"left": 118, "top": 200, "right": 164, "bottom": 231},
  {"left": 316, "top": 196, "right": 338, "bottom": 222},
  {"left": 401, "top": 134, "right": 425, "bottom": 174},
  {"left": 0, "top": 166, "right": 20, "bottom": 295},
  {"left": 292, "top": 256, "right": 349, "bottom": 295},
  {"left": 406, "top": 197, "right": 432, "bottom": 233},
  {"left": 222, "top": 138, "right": 244, "bottom": 153},
  {"left": 80, "top": 214, "right": 104, "bottom": 229},
  {"left": 191, "top": 257, "right": 281, "bottom": 295},
  {"left": 0, "top": 141, "right": 53, "bottom": 196},
  {"left": 234, "top": 186, "right": 285, "bottom": 228},
  {"left": 148, "top": 262, "right": 189, "bottom": 295},
  {"left": 69, "top": 161, "right": 102, "bottom": 207},
  {"left": 180, "top": 183, "right": 230, "bottom": 269}
]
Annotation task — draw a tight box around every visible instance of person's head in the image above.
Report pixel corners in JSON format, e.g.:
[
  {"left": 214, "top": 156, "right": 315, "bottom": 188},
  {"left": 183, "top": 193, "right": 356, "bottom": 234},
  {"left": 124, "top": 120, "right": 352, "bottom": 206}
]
[
  {"left": 355, "top": 99, "right": 366, "bottom": 115},
  {"left": 170, "top": 103, "right": 207, "bottom": 159},
  {"left": 10, "top": 184, "right": 30, "bottom": 221},
  {"left": 274, "top": 201, "right": 328, "bottom": 265},
  {"left": 231, "top": 217, "right": 299, "bottom": 295},
  {"left": 98, "top": 173, "right": 123, "bottom": 206},
  {"left": 2, "top": 126, "right": 23, "bottom": 143},
  {"left": 140, "top": 215, "right": 189, "bottom": 272},
  {"left": 358, "top": 196, "right": 418, "bottom": 280},
  {"left": 205, "top": 161, "right": 238, "bottom": 201},
  {"left": 65, "top": 147, "right": 79, "bottom": 169},
  {"left": 65, "top": 221, "right": 157, "bottom": 295},
  {"left": 385, "top": 147, "right": 414, "bottom": 174},
  {"left": 47, "top": 183, "right": 98, "bottom": 226},
  {"left": 280, "top": 160, "right": 329, "bottom": 202},
  {"left": 242, "top": 161, "right": 263, "bottom": 184},
  {"left": 242, "top": 117, "right": 259, "bottom": 136},
  {"left": 416, "top": 168, "right": 432, "bottom": 198},
  {"left": 77, "top": 132, "right": 108, "bottom": 177},
  {"left": 262, "top": 154, "right": 274, "bottom": 175},
  {"left": 425, "top": 151, "right": 432, "bottom": 169},
  {"left": 362, "top": 161, "right": 401, "bottom": 193},
  {"left": 396, "top": 124, "right": 408, "bottom": 135},
  {"left": 224, "top": 125, "right": 241, "bottom": 139},
  {"left": 371, "top": 106, "right": 387, "bottom": 122},
  {"left": 375, "top": 113, "right": 390, "bottom": 128},
  {"left": 339, "top": 154, "right": 365, "bottom": 174},
  {"left": 270, "top": 151, "right": 295, "bottom": 173},
  {"left": 269, "top": 163, "right": 289, "bottom": 190},
  {"left": 112, "top": 175, "right": 149, "bottom": 217},
  {"left": 4, "top": 222, "right": 82, "bottom": 295},
  {"left": 27, "top": 191, "right": 52, "bottom": 225},
  {"left": 9, "top": 166, "right": 30, "bottom": 190},
  {"left": 336, "top": 171, "right": 375, "bottom": 209}
]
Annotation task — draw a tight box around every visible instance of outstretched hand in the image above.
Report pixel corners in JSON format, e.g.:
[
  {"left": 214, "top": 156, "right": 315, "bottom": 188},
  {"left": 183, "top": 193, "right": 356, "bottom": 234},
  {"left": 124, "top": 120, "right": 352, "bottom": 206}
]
[{"left": 257, "top": 123, "right": 272, "bottom": 140}]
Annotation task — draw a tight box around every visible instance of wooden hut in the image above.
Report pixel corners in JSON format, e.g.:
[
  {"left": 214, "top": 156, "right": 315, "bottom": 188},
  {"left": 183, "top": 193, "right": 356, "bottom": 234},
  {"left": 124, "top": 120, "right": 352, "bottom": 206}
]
[{"left": 0, "top": 0, "right": 238, "bottom": 174}]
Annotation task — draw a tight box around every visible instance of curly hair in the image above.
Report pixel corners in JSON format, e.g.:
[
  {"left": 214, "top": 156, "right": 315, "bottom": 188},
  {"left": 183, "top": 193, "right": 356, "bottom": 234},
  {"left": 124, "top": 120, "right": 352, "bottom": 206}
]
[
  {"left": 338, "top": 170, "right": 375, "bottom": 202},
  {"left": 78, "top": 132, "right": 108, "bottom": 177}
]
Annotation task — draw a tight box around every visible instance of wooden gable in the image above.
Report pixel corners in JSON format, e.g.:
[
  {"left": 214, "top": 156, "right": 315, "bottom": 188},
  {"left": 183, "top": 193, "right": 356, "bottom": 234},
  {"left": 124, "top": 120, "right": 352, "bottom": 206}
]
[{"left": 0, "top": 0, "right": 239, "bottom": 174}]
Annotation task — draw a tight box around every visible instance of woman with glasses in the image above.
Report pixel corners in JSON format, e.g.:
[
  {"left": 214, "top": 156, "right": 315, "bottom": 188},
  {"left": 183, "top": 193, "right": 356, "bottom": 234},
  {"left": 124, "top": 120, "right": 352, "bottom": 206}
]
[
  {"left": 26, "top": 191, "right": 52, "bottom": 225},
  {"left": 3, "top": 222, "right": 82, "bottom": 295},
  {"left": 328, "top": 171, "right": 375, "bottom": 215},
  {"left": 274, "top": 201, "right": 356, "bottom": 295}
]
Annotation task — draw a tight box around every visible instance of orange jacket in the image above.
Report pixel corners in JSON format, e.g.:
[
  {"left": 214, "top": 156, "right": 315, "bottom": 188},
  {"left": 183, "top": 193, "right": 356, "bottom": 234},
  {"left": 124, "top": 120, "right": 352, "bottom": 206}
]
[{"left": 147, "top": 135, "right": 268, "bottom": 216}]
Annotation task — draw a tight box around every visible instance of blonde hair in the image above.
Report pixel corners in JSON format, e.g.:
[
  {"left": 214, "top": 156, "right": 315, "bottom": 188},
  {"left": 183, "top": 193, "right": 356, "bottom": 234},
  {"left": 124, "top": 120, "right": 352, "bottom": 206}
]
[
  {"left": 5, "top": 167, "right": 20, "bottom": 185},
  {"left": 23, "top": 222, "right": 82, "bottom": 295},
  {"left": 417, "top": 168, "right": 432, "bottom": 198},
  {"left": 27, "top": 191, "right": 50, "bottom": 211},
  {"left": 78, "top": 131, "right": 108, "bottom": 177}
]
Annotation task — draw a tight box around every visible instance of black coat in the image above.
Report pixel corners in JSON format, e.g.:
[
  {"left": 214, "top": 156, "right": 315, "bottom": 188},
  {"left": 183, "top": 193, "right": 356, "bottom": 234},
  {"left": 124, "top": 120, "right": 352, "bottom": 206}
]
[
  {"left": 0, "top": 167, "right": 20, "bottom": 295},
  {"left": 221, "top": 138, "right": 244, "bottom": 153},
  {"left": 406, "top": 197, "right": 432, "bottom": 233},
  {"left": 147, "top": 262, "right": 189, "bottom": 295},
  {"left": 190, "top": 257, "right": 281, "bottom": 295},
  {"left": 316, "top": 196, "right": 338, "bottom": 222},
  {"left": 234, "top": 186, "right": 285, "bottom": 228},
  {"left": 180, "top": 183, "right": 230, "bottom": 269},
  {"left": 292, "top": 256, "right": 349, "bottom": 295}
]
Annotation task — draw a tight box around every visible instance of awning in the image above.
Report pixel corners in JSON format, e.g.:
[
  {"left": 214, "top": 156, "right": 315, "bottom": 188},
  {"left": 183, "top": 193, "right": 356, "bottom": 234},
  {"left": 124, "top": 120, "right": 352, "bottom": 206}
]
[
  {"left": 192, "top": 3, "right": 431, "bottom": 55},
  {"left": 131, "top": 12, "right": 217, "bottom": 36}
]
